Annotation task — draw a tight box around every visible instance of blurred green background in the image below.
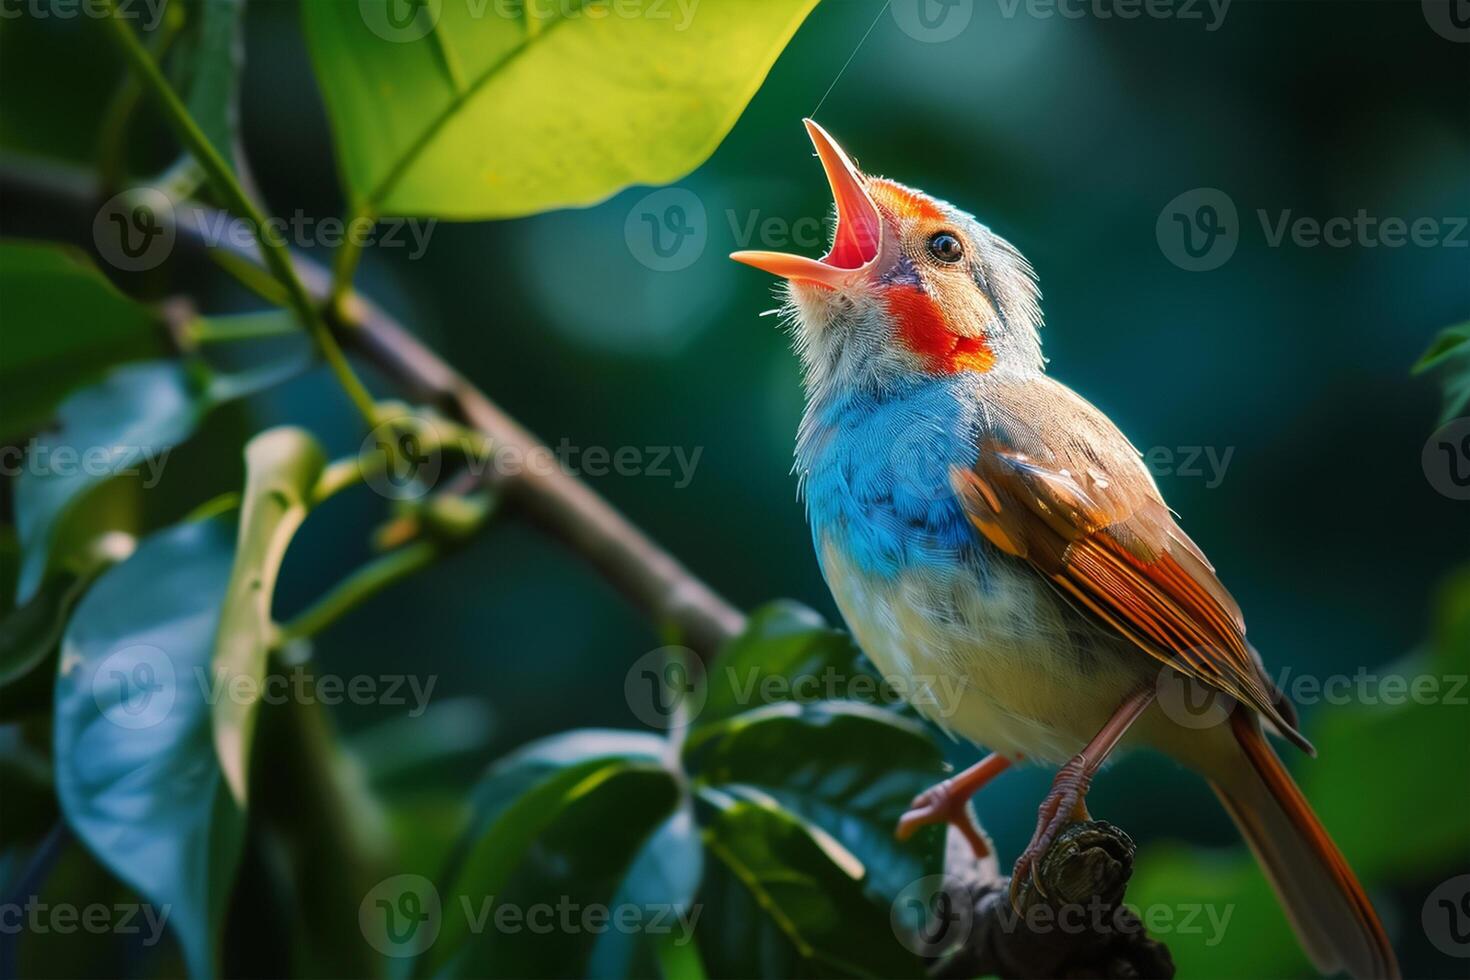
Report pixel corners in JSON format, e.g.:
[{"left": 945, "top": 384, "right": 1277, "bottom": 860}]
[{"left": 1, "top": 0, "right": 1467, "bottom": 977}]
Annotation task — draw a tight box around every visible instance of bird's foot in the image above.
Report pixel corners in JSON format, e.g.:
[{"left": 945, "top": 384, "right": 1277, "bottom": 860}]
[
  {"left": 896, "top": 778, "right": 992, "bottom": 858},
  {"left": 1009, "top": 757, "right": 1092, "bottom": 908}
]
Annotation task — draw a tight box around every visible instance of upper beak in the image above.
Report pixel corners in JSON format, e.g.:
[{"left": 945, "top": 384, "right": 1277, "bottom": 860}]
[{"left": 730, "top": 119, "right": 883, "bottom": 288}]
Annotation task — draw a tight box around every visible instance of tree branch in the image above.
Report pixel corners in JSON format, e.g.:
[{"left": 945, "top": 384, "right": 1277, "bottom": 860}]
[
  {"left": 0, "top": 158, "right": 746, "bottom": 659},
  {"left": 930, "top": 820, "right": 1174, "bottom": 979}
]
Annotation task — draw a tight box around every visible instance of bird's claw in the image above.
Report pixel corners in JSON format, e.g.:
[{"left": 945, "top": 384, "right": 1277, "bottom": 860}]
[
  {"left": 1008, "top": 761, "right": 1090, "bottom": 909},
  {"left": 895, "top": 779, "right": 992, "bottom": 859}
]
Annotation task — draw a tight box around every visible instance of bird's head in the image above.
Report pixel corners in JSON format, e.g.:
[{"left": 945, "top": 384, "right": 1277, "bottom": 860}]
[{"left": 732, "top": 120, "right": 1043, "bottom": 398}]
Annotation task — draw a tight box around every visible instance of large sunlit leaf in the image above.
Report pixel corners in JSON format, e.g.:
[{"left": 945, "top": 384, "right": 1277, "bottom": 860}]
[
  {"left": 687, "top": 701, "right": 945, "bottom": 903},
  {"left": 0, "top": 241, "right": 164, "bottom": 442},
  {"left": 53, "top": 516, "right": 246, "bottom": 978},
  {"left": 13, "top": 359, "right": 299, "bottom": 604},
  {"left": 302, "top": 0, "right": 820, "bottom": 219},
  {"left": 697, "top": 795, "right": 923, "bottom": 979},
  {"left": 210, "top": 427, "right": 326, "bottom": 804}
]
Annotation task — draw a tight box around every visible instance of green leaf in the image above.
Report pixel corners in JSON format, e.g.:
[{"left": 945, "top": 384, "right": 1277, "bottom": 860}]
[
  {"left": 430, "top": 730, "right": 680, "bottom": 977},
  {"left": 14, "top": 358, "right": 301, "bottom": 604},
  {"left": 587, "top": 804, "right": 704, "bottom": 979},
  {"left": 0, "top": 727, "right": 56, "bottom": 850},
  {"left": 687, "top": 701, "right": 945, "bottom": 903},
  {"left": 52, "top": 516, "right": 246, "bottom": 978},
  {"left": 0, "top": 241, "right": 164, "bottom": 441},
  {"left": 697, "top": 796, "right": 923, "bottom": 979},
  {"left": 0, "top": 543, "right": 130, "bottom": 722},
  {"left": 302, "top": 0, "right": 819, "bottom": 219},
  {"left": 1413, "top": 320, "right": 1470, "bottom": 373},
  {"left": 1413, "top": 320, "right": 1470, "bottom": 424},
  {"left": 693, "top": 849, "right": 800, "bottom": 979},
  {"left": 176, "top": 0, "right": 246, "bottom": 172},
  {"left": 210, "top": 427, "right": 326, "bottom": 804},
  {"left": 447, "top": 767, "right": 683, "bottom": 978},
  {"left": 701, "top": 601, "right": 893, "bottom": 725}
]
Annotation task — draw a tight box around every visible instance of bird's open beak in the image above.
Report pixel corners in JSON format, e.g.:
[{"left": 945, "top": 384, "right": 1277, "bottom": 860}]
[{"left": 730, "top": 119, "right": 883, "bottom": 288}]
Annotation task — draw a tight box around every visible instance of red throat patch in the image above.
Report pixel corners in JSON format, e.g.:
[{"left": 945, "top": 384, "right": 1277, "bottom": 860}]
[{"left": 884, "top": 285, "right": 995, "bottom": 374}]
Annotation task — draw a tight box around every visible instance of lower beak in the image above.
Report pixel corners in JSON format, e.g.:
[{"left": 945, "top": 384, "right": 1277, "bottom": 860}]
[{"left": 731, "top": 119, "right": 883, "bottom": 288}]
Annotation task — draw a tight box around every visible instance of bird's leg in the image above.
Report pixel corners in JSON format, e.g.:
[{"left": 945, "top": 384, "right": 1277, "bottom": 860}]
[
  {"left": 896, "top": 752, "right": 1012, "bottom": 858},
  {"left": 1011, "top": 686, "right": 1156, "bottom": 903}
]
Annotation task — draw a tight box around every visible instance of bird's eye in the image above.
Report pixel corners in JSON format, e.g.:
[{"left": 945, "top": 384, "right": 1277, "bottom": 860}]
[{"left": 928, "top": 232, "right": 964, "bottom": 264}]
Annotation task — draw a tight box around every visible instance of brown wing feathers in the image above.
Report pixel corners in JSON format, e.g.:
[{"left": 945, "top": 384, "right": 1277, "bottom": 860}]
[{"left": 953, "top": 380, "right": 1311, "bottom": 752}]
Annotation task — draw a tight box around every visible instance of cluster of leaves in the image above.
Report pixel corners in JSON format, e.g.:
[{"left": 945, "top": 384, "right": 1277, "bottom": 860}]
[
  {"left": 421, "top": 603, "right": 948, "bottom": 978},
  {"left": 0, "top": 1, "right": 963, "bottom": 978}
]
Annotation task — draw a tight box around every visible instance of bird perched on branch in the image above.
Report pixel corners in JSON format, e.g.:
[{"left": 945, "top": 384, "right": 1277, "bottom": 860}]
[{"left": 732, "top": 120, "right": 1397, "bottom": 979}]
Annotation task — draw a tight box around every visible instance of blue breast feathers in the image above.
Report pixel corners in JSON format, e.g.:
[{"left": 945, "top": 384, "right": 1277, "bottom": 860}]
[{"left": 799, "top": 375, "right": 984, "bottom": 579}]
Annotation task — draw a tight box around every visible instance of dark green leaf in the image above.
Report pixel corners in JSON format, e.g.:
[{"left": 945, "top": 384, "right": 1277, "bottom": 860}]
[
  {"left": 177, "top": 0, "right": 245, "bottom": 171},
  {"left": 53, "top": 516, "right": 246, "bottom": 978},
  {"left": 0, "top": 241, "right": 164, "bottom": 441},
  {"left": 698, "top": 796, "right": 923, "bottom": 979},
  {"left": 586, "top": 803, "right": 704, "bottom": 979},
  {"left": 443, "top": 766, "right": 682, "bottom": 978},
  {"left": 0, "top": 728, "right": 56, "bottom": 849},
  {"left": 687, "top": 701, "right": 945, "bottom": 903},
  {"left": 701, "top": 601, "right": 896, "bottom": 725},
  {"left": 210, "top": 427, "right": 326, "bottom": 804},
  {"left": 14, "top": 358, "right": 300, "bottom": 603},
  {"left": 426, "top": 730, "right": 667, "bottom": 974},
  {"left": 302, "top": 0, "right": 820, "bottom": 219},
  {"left": 0, "top": 547, "right": 128, "bottom": 721},
  {"left": 693, "top": 850, "right": 800, "bottom": 979}
]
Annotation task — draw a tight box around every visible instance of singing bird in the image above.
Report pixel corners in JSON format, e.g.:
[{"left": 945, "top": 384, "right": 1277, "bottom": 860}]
[{"left": 731, "top": 120, "right": 1397, "bottom": 979}]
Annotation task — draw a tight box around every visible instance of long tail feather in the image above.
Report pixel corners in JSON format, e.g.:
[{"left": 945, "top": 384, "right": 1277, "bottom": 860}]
[{"left": 1210, "top": 711, "right": 1398, "bottom": 979}]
